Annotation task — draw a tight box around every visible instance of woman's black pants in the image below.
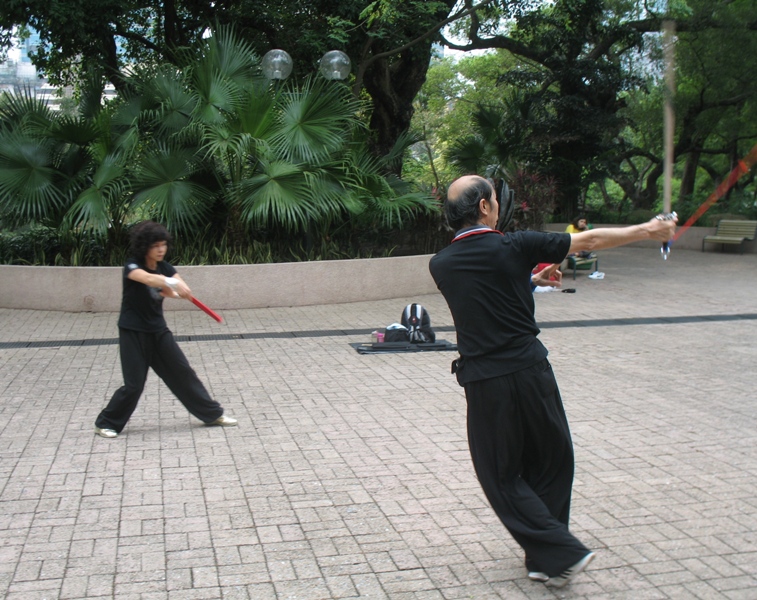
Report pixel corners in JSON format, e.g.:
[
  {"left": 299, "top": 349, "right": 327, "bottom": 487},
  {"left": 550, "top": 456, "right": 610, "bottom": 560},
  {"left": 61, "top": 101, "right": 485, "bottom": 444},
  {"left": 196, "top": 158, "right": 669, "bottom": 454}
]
[
  {"left": 95, "top": 328, "right": 223, "bottom": 433},
  {"left": 464, "top": 359, "right": 590, "bottom": 577}
]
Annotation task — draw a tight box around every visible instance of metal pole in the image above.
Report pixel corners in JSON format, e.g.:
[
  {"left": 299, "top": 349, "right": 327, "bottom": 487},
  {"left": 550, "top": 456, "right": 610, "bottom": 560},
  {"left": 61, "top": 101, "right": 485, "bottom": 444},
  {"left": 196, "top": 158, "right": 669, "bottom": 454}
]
[
  {"left": 662, "top": 19, "right": 676, "bottom": 216},
  {"left": 660, "top": 19, "right": 676, "bottom": 258}
]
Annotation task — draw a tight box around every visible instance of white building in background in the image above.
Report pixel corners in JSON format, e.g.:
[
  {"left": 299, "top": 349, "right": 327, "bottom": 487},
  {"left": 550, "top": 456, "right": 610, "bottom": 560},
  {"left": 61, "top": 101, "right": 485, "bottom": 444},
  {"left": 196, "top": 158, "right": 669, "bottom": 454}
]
[
  {"left": 0, "top": 31, "right": 39, "bottom": 83},
  {"left": 0, "top": 30, "right": 116, "bottom": 110}
]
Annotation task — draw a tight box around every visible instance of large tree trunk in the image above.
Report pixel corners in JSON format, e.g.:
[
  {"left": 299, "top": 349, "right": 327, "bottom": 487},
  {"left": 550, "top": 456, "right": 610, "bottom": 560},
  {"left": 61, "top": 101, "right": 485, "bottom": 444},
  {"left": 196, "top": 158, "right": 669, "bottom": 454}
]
[
  {"left": 551, "top": 157, "right": 583, "bottom": 218},
  {"left": 638, "top": 163, "right": 664, "bottom": 209},
  {"left": 362, "top": 46, "right": 434, "bottom": 171},
  {"left": 358, "top": 0, "right": 456, "bottom": 174},
  {"left": 679, "top": 149, "right": 701, "bottom": 202}
]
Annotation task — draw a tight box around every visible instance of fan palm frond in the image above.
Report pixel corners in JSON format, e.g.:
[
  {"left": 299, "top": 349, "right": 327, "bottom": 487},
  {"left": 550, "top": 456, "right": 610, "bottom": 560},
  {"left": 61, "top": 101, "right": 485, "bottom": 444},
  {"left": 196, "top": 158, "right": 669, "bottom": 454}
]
[
  {"left": 336, "top": 144, "right": 437, "bottom": 228},
  {"left": 237, "top": 160, "right": 345, "bottom": 230},
  {"left": 0, "top": 88, "right": 54, "bottom": 135},
  {"left": 200, "top": 127, "right": 255, "bottom": 164},
  {"left": 49, "top": 116, "right": 100, "bottom": 146},
  {"left": 271, "top": 79, "right": 360, "bottom": 163},
  {"left": 148, "top": 68, "right": 197, "bottom": 134},
  {"left": 192, "top": 71, "right": 243, "bottom": 125},
  {"left": 381, "top": 129, "right": 424, "bottom": 173},
  {"left": 131, "top": 146, "right": 213, "bottom": 231},
  {"left": 447, "top": 135, "right": 490, "bottom": 174},
  {"left": 199, "top": 25, "right": 260, "bottom": 89},
  {"left": 359, "top": 173, "right": 437, "bottom": 229},
  {"left": 0, "top": 131, "right": 68, "bottom": 226},
  {"left": 64, "top": 156, "right": 128, "bottom": 233},
  {"left": 235, "top": 90, "right": 276, "bottom": 140},
  {"left": 109, "top": 94, "right": 140, "bottom": 125},
  {"left": 472, "top": 106, "right": 504, "bottom": 144}
]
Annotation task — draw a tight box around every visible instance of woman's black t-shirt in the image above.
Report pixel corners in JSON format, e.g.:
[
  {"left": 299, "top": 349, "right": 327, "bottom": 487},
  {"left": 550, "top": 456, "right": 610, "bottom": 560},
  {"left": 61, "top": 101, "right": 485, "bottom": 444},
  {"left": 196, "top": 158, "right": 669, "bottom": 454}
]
[
  {"left": 429, "top": 228, "right": 571, "bottom": 385},
  {"left": 117, "top": 259, "right": 177, "bottom": 332}
]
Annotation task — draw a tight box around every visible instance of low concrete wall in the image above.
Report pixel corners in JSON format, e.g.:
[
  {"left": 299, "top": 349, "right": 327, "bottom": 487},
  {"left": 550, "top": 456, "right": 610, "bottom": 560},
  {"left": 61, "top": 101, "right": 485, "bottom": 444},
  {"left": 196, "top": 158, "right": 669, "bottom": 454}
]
[
  {"left": 0, "top": 254, "right": 439, "bottom": 312},
  {"left": 2, "top": 225, "right": 753, "bottom": 312}
]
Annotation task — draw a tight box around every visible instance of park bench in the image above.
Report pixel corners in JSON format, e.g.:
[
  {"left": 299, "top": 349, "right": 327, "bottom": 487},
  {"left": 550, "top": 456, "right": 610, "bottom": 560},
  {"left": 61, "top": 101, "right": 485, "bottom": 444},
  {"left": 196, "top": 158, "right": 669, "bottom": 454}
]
[
  {"left": 701, "top": 219, "right": 757, "bottom": 254},
  {"left": 565, "top": 255, "right": 599, "bottom": 279}
]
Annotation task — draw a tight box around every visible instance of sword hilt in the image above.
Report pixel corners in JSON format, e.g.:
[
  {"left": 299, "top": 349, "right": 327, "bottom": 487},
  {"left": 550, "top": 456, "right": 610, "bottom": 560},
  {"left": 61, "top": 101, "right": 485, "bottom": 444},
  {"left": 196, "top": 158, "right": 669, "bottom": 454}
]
[{"left": 656, "top": 211, "right": 677, "bottom": 260}]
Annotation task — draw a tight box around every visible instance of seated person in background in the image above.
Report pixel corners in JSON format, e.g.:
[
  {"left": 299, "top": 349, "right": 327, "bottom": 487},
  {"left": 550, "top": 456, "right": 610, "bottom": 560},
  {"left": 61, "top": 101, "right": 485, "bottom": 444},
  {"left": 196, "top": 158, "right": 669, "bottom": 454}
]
[
  {"left": 565, "top": 216, "right": 595, "bottom": 259},
  {"left": 565, "top": 215, "right": 591, "bottom": 234},
  {"left": 531, "top": 263, "right": 562, "bottom": 292}
]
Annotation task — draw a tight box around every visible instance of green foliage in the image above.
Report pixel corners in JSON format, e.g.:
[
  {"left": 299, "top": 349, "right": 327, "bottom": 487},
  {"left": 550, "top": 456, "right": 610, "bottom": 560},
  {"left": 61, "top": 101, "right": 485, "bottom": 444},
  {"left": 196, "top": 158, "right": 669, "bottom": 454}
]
[
  {"left": 0, "top": 226, "right": 59, "bottom": 265},
  {"left": 606, "top": 0, "right": 757, "bottom": 211},
  {"left": 0, "top": 226, "right": 119, "bottom": 266},
  {"left": 408, "top": 52, "right": 521, "bottom": 191},
  {"left": 7, "top": 1, "right": 757, "bottom": 243},
  {"left": 582, "top": 169, "right": 757, "bottom": 226},
  {"left": 674, "top": 189, "right": 757, "bottom": 227},
  {"left": 0, "top": 26, "right": 437, "bottom": 266},
  {"left": 700, "top": 213, "right": 750, "bottom": 227},
  {"left": 411, "top": 2, "right": 648, "bottom": 216},
  {"left": 505, "top": 170, "right": 559, "bottom": 231},
  {"left": 1, "top": 0, "right": 460, "bottom": 184},
  {"left": 0, "top": 216, "right": 431, "bottom": 265},
  {"left": 417, "top": 0, "right": 757, "bottom": 222},
  {"left": 583, "top": 179, "right": 633, "bottom": 224},
  {"left": 624, "top": 209, "right": 657, "bottom": 224}
]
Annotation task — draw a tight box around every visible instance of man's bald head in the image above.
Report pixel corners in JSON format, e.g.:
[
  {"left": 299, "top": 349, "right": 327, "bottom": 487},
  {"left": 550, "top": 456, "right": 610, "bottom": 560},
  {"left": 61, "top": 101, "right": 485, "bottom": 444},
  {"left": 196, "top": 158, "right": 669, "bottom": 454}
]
[{"left": 445, "top": 175, "right": 495, "bottom": 231}]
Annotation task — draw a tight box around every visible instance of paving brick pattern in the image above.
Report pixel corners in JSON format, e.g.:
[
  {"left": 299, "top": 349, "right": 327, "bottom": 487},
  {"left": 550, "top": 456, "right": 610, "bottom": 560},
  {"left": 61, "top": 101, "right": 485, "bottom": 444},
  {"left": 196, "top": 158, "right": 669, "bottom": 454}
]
[{"left": 0, "top": 247, "right": 756, "bottom": 599}]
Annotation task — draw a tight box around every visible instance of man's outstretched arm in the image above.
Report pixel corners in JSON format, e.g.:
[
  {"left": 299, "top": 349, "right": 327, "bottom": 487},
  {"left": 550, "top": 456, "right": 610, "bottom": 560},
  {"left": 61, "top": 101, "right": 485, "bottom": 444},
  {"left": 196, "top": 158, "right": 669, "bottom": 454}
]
[{"left": 568, "top": 217, "right": 677, "bottom": 255}]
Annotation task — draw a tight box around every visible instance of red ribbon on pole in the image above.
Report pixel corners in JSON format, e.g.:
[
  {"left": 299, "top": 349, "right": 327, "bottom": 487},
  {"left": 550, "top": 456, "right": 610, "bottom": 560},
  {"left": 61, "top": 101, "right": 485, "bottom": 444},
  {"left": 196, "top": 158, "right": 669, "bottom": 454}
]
[{"left": 673, "top": 143, "right": 757, "bottom": 241}]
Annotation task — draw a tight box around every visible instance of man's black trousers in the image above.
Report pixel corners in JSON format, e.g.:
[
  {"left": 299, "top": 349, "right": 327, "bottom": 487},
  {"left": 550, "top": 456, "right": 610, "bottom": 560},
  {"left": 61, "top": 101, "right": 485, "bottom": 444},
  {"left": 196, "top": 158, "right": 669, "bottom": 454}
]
[
  {"left": 95, "top": 328, "right": 223, "bottom": 433},
  {"left": 464, "top": 359, "right": 590, "bottom": 577}
]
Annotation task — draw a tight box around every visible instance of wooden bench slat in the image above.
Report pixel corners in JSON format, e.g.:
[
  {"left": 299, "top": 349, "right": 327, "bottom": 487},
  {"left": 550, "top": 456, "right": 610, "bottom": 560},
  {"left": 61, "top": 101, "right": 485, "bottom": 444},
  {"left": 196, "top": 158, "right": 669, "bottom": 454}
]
[
  {"left": 711, "top": 225, "right": 757, "bottom": 236},
  {"left": 705, "top": 236, "right": 748, "bottom": 243}
]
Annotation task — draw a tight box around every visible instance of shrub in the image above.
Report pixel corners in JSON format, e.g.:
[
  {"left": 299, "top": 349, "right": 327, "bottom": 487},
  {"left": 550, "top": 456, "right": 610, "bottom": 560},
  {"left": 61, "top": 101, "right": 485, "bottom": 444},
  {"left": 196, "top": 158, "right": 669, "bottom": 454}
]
[{"left": 0, "top": 227, "right": 61, "bottom": 265}]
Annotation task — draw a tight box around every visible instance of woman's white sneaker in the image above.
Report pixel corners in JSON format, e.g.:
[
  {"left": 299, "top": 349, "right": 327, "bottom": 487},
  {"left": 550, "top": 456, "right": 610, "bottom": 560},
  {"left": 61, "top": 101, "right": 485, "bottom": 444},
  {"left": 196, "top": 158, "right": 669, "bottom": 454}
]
[
  {"left": 94, "top": 427, "right": 118, "bottom": 438},
  {"left": 207, "top": 415, "right": 238, "bottom": 426}
]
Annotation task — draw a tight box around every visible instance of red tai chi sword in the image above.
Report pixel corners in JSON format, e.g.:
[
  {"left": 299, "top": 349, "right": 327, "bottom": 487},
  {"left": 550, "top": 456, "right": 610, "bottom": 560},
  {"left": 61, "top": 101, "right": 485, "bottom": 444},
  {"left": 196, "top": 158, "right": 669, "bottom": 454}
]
[{"left": 191, "top": 297, "right": 223, "bottom": 322}]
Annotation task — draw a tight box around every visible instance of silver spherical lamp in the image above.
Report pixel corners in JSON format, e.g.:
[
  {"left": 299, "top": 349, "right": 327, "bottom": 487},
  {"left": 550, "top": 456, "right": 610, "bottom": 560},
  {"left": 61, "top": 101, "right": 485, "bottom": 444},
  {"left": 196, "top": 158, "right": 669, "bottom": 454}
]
[
  {"left": 262, "top": 49, "right": 294, "bottom": 80},
  {"left": 319, "top": 50, "right": 351, "bottom": 80}
]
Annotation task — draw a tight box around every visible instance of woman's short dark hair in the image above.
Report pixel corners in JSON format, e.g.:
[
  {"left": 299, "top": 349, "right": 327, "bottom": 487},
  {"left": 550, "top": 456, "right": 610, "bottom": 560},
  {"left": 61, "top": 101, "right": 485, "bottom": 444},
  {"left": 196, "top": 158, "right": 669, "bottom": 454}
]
[
  {"left": 129, "top": 221, "right": 172, "bottom": 261},
  {"left": 571, "top": 214, "right": 587, "bottom": 228},
  {"left": 444, "top": 176, "right": 493, "bottom": 231}
]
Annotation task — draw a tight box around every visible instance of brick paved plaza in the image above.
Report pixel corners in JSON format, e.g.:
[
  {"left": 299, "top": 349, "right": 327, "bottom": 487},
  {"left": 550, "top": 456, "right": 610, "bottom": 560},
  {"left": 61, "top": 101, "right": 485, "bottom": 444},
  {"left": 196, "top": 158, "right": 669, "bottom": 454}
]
[{"left": 1, "top": 247, "right": 755, "bottom": 599}]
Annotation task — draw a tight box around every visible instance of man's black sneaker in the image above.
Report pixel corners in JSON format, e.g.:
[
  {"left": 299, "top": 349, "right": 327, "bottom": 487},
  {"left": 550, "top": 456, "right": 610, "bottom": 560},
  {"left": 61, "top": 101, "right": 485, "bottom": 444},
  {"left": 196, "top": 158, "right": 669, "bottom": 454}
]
[{"left": 545, "top": 552, "right": 595, "bottom": 588}]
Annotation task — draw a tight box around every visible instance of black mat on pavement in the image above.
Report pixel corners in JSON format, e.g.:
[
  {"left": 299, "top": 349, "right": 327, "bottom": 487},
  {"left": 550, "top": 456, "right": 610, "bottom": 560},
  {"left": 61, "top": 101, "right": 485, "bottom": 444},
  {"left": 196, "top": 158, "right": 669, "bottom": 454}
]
[{"left": 351, "top": 340, "right": 457, "bottom": 354}]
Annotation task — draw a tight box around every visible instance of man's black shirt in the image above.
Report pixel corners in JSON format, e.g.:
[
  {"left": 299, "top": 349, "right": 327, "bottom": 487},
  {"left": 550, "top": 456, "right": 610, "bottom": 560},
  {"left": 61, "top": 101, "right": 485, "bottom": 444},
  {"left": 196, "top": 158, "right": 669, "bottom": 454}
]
[{"left": 429, "top": 227, "right": 571, "bottom": 385}]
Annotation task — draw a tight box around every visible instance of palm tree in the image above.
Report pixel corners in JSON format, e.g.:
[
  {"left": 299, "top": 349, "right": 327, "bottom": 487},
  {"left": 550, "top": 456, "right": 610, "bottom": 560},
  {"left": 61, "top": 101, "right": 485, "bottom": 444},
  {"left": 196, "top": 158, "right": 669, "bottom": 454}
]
[
  {"left": 446, "top": 88, "right": 553, "bottom": 184},
  {"left": 0, "top": 91, "right": 83, "bottom": 228},
  {"left": 1, "top": 25, "right": 437, "bottom": 264}
]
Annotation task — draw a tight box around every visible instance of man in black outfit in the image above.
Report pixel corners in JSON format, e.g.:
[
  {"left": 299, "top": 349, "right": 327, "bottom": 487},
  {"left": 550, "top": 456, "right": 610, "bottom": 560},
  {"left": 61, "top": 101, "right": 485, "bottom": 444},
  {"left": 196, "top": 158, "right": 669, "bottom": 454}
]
[
  {"left": 94, "top": 221, "right": 237, "bottom": 438},
  {"left": 429, "top": 175, "right": 676, "bottom": 588}
]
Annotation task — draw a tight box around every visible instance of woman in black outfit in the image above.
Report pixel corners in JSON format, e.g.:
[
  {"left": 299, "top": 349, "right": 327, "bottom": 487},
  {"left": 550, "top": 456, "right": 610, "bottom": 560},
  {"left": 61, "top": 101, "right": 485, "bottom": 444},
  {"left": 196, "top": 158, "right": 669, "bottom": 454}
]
[{"left": 94, "top": 221, "right": 237, "bottom": 438}]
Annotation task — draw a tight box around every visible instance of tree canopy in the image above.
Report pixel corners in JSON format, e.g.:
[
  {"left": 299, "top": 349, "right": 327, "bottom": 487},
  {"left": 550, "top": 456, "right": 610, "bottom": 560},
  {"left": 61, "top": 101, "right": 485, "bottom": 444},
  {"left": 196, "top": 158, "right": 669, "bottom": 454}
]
[
  {"left": 436, "top": 0, "right": 756, "bottom": 214},
  {"left": 3, "top": 0, "right": 757, "bottom": 226},
  {"left": 1, "top": 0, "right": 466, "bottom": 174}
]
